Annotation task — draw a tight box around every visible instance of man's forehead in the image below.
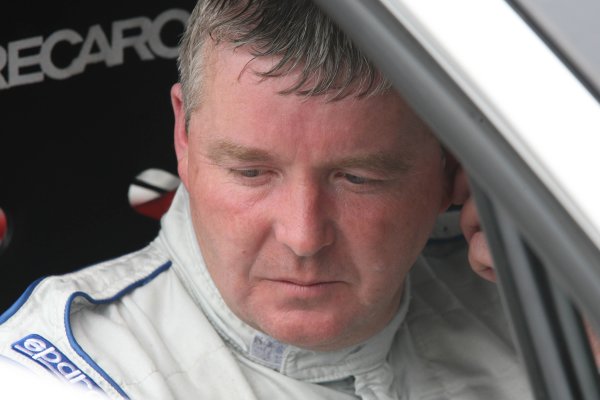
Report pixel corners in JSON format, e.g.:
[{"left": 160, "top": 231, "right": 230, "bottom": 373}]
[{"left": 195, "top": 44, "right": 438, "bottom": 155}]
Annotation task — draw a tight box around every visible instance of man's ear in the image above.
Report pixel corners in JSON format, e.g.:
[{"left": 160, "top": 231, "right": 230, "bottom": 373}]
[{"left": 171, "top": 83, "right": 190, "bottom": 189}]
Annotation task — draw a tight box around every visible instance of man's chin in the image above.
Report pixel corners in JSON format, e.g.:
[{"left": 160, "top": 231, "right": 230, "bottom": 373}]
[{"left": 256, "top": 309, "right": 358, "bottom": 352}]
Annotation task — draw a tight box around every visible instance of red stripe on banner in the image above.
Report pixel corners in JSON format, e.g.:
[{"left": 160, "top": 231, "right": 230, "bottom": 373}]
[
  {"left": 132, "top": 191, "right": 176, "bottom": 220},
  {"left": 0, "top": 208, "right": 6, "bottom": 242}
]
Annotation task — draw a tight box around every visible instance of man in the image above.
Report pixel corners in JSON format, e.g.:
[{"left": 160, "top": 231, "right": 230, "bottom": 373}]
[{"left": 0, "top": 1, "right": 532, "bottom": 398}]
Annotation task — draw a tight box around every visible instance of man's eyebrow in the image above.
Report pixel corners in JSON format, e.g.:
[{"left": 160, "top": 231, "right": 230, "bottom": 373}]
[
  {"left": 334, "top": 152, "right": 412, "bottom": 174},
  {"left": 206, "top": 140, "right": 275, "bottom": 163},
  {"left": 206, "top": 141, "right": 411, "bottom": 173}
]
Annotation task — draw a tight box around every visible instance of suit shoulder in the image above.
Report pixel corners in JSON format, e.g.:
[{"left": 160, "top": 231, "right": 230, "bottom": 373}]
[{"left": 0, "top": 242, "right": 171, "bottom": 334}]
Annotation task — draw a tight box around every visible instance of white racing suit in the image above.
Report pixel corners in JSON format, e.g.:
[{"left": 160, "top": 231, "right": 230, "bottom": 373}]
[{"left": 0, "top": 187, "right": 532, "bottom": 399}]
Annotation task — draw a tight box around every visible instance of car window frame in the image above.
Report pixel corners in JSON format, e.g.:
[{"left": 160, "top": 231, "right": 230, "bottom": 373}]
[{"left": 311, "top": 0, "right": 600, "bottom": 398}]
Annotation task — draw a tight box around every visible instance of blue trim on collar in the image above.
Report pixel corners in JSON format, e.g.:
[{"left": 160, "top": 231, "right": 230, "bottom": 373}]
[
  {"left": 0, "top": 277, "right": 45, "bottom": 324},
  {"left": 63, "top": 261, "right": 172, "bottom": 400}
]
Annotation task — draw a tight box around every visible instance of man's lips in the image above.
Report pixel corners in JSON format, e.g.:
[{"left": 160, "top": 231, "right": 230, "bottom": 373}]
[
  {"left": 264, "top": 279, "right": 343, "bottom": 297},
  {"left": 272, "top": 279, "right": 337, "bottom": 286}
]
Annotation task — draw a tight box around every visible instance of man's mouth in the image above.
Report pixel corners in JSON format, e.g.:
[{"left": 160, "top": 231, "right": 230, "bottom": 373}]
[{"left": 265, "top": 279, "right": 342, "bottom": 298}]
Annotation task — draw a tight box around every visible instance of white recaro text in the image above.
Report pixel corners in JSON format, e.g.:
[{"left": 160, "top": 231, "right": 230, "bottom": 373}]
[{"left": 0, "top": 8, "right": 189, "bottom": 90}]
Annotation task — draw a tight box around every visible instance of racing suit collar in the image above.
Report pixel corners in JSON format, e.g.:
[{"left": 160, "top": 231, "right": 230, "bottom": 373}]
[{"left": 159, "top": 186, "right": 410, "bottom": 385}]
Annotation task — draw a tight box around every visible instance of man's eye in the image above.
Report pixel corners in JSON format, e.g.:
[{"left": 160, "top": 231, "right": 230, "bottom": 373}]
[
  {"left": 229, "top": 169, "right": 273, "bottom": 185},
  {"left": 237, "top": 169, "right": 261, "bottom": 178},
  {"left": 344, "top": 173, "right": 370, "bottom": 185},
  {"left": 229, "top": 168, "right": 265, "bottom": 178}
]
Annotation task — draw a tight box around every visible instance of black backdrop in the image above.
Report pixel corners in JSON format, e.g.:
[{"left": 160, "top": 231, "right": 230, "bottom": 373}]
[{"left": 0, "top": 1, "right": 195, "bottom": 310}]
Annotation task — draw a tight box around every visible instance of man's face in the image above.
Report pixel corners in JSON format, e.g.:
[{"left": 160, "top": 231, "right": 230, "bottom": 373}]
[{"left": 173, "top": 45, "right": 452, "bottom": 351}]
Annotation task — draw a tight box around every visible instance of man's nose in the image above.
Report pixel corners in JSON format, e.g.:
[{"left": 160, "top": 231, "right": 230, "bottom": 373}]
[{"left": 274, "top": 181, "right": 335, "bottom": 257}]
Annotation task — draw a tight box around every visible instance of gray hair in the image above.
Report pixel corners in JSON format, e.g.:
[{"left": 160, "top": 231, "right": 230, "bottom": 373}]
[{"left": 177, "top": 0, "right": 391, "bottom": 126}]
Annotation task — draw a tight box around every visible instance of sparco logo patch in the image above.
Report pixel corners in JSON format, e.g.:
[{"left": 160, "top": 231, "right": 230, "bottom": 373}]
[{"left": 12, "top": 334, "right": 101, "bottom": 393}]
